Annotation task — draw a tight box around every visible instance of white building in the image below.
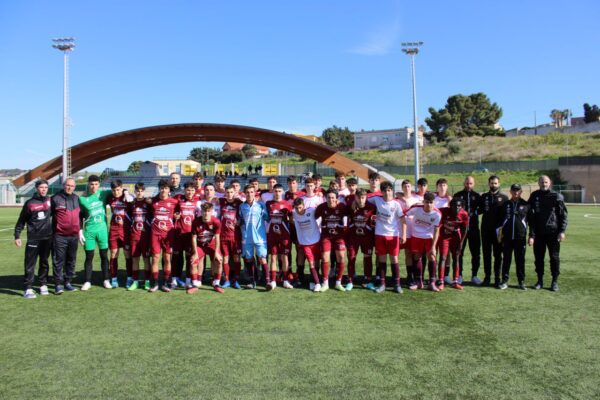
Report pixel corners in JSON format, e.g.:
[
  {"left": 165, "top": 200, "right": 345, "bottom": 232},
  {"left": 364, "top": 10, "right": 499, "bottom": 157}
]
[{"left": 353, "top": 128, "right": 424, "bottom": 151}]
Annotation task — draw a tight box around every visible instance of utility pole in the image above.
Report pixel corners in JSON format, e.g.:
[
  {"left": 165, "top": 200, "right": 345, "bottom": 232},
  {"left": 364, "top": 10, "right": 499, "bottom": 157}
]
[{"left": 402, "top": 41, "right": 423, "bottom": 184}]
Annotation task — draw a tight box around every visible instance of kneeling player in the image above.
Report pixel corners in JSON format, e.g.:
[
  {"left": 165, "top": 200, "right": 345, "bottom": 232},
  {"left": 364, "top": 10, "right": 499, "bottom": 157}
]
[
  {"left": 266, "top": 184, "right": 294, "bottom": 289},
  {"left": 437, "top": 199, "right": 468, "bottom": 290},
  {"left": 128, "top": 182, "right": 152, "bottom": 290},
  {"left": 292, "top": 198, "right": 322, "bottom": 292},
  {"left": 346, "top": 189, "right": 376, "bottom": 291},
  {"left": 190, "top": 203, "right": 224, "bottom": 293}
]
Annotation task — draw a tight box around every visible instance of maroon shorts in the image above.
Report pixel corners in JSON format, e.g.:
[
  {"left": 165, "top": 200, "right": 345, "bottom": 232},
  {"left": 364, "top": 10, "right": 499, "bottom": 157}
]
[
  {"left": 299, "top": 242, "right": 321, "bottom": 264},
  {"left": 268, "top": 238, "right": 291, "bottom": 255},
  {"left": 321, "top": 236, "right": 346, "bottom": 253},
  {"left": 109, "top": 228, "right": 130, "bottom": 250},
  {"left": 220, "top": 237, "right": 241, "bottom": 257},
  {"left": 197, "top": 245, "right": 216, "bottom": 260},
  {"left": 151, "top": 229, "right": 175, "bottom": 255},
  {"left": 173, "top": 231, "right": 192, "bottom": 253},
  {"left": 130, "top": 232, "right": 150, "bottom": 258},
  {"left": 438, "top": 237, "right": 460, "bottom": 258},
  {"left": 375, "top": 235, "right": 400, "bottom": 257},
  {"left": 410, "top": 237, "right": 434, "bottom": 255},
  {"left": 347, "top": 236, "right": 374, "bottom": 258}
]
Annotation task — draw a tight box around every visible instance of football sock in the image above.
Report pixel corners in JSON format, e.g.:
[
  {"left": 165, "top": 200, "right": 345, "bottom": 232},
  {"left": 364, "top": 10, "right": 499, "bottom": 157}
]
[
  {"left": 348, "top": 258, "right": 356, "bottom": 283},
  {"left": 109, "top": 258, "right": 118, "bottom": 278},
  {"left": 125, "top": 258, "right": 133, "bottom": 278},
  {"left": 364, "top": 257, "right": 373, "bottom": 280},
  {"left": 378, "top": 262, "right": 387, "bottom": 286},
  {"left": 391, "top": 263, "right": 400, "bottom": 285},
  {"left": 223, "top": 263, "right": 230, "bottom": 281},
  {"left": 336, "top": 261, "right": 345, "bottom": 282},
  {"left": 322, "top": 261, "right": 330, "bottom": 281}
]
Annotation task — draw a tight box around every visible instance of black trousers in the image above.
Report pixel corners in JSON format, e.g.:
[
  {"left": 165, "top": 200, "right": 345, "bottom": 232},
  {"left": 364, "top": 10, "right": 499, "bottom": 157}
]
[
  {"left": 501, "top": 238, "right": 526, "bottom": 282},
  {"left": 52, "top": 235, "right": 78, "bottom": 285},
  {"left": 481, "top": 229, "right": 502, "bottom": 281},
  {"left": 533, "top": 234, "right": 561, "bottom": 279},
  {"left": 460, "top": 225, "right": 481, "bottom": 277},
  {"left": 24, "top": 238, "right": 52, "bottom": 290}
]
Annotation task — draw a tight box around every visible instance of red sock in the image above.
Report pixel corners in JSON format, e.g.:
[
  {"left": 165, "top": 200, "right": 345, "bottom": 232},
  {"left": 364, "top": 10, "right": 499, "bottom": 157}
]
[
  {"left": 110, "top": 258, "right": 118, "bottom": 278},
  {"left": 364, "top": 257, "right": 373, "bottom": 280},
  {"left": 223, "top": 263, "right": 230, "bottom": 281},
  {"left": 262, "top": 262, "right": 270, "bottom": 283},
  {"left": 125, "top": 258, "right": 132, "bottom": 277},
  {"left": 270, "top": 270, "right": 277, "bottom": 282},
  {"left": 438, "top": 261, "right": 445, "bottom": 283},
  {"left": 163, "top": 269, "right": 171, "bottom": 282},
  {"left": 191, "top": 273, "right": 199, "bottom": 281},
  {"left": 378, "top": 262, "right": 387, "bottom": 285},
  {"left": 428, "top": 260, "right": 436, "bottom": 282},
  {"left": 132, "top": 270, "right": 139, "bottom": 280},
  {"left": 151, "top": 271, "right": 159, "bottom": 284},
  {"left": 233, "top": 261, "right": 241, "bottom": 282},
  {"left": 348, "top": 258, "right": 356, "bottom": 283},
  {"left": 310, "top": 267, "right": 320, "bottom": 284},
  {"left": 322, "top": 261, "right": 330, "bottom": 281},
  {"left": 391, "top": 263, "right": 400, "bottom": 285},
  {"left": 336, "top": 261, "right": 345, "bottom": 281},
  {"left": 214, "top": 271, "right": 222, "bottom": 281}
]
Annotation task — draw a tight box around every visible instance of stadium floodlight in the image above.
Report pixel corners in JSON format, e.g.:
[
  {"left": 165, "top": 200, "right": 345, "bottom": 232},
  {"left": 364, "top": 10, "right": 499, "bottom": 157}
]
[
  {"left": 401, "top": 40, "right": 423, "bottom": 184},
  {"left": 52, "top": 37, "right": 76, "bottom": 183}
]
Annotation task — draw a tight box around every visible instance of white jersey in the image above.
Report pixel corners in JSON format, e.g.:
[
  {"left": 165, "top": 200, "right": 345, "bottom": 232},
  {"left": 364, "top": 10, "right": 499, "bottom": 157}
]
[
  {"left": 406, "top": 205, "right": 442, "bottom": 239},
  {"left": 338, "top": 187, "right": 350, "bottom": 197},
  {"left": 260, "top": 191, "right": 274, "bottom": 203},
  {"left": 293, "top": 209, "right": 321, "bottom": 246},
  {"left": 197, "top": 198, "right": 221, "bottom": 218},
  {"left": 368, "top": 196, "right": 405, "bottom": 237},
  {"left": 302, "top": 194, "right": 324, "bottom": 209},
  {"left": 214, "top": 191, "right": 225, "bottom": 199},
  {"left": 398, "top": 195, "right": 421, "bottom": 238},
  {"left": 434, "top": 194, "right": 451, "bottom": 209}
]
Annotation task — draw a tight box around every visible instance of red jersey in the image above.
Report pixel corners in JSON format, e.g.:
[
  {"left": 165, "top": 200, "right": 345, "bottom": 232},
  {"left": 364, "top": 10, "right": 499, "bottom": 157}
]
[
  {"left": 315, "top": 203, "right": 347, "bottom": 239},
  {"left": 440, "top": 208, "right": 469, "bottom": 240},
  {"left": 343, "top": 193, "right": 357, "bottom": 206},
  {"left": 194, "top": 187, "right": 204, "bottom": 199},
  {"left": 284, "top": 191, "right": 304, "bottom": 202},
  {"left": 347, "top": 202, "right": 377, "bottom": 238},
  {"left": 128, "top": 199, "right": 152, "bottom": 237},
  {"left": 192, "top": 216, "right": 221, "bottom": 248},
  {"left": 175, "top": 195, "right": 199, "bottom": 234},
  {"left": 218, "top": 197, "right": 243, "bottom": 241},
  {"left": 150, "top": 196, "right": 179, "bottom": 233},
  {"left": 107, "top": 194, "right": 130, "bottom": 231},
  {"left": 367, "top": 190, "right": 382, "bottom": 198},
  {"left": 266, "top": 200, "right": 292, "bottom": 240}
]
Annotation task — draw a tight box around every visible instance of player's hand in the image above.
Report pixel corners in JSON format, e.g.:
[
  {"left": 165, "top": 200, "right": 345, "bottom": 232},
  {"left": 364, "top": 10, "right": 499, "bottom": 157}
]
[
  {"left": 215, "top": 252, "right": 223, "bottom": 263},
  {"left": 174, "top": 213, "right": 181, "bottom": 220},
  {"left": 124, "top": 191, "right": 134, "bottom": 202},
  {"left": 558, "top": 233, "right": 566, "bottom": 242},
  {"left": 400, "top": 235, "right": 406, "bottom": 245},
  {"left": 528, "top": 237, "right": 534, "bottom": 246},
  {"left": 14, "top": 238, "right": 22, "bottom": 247},
  {"left": 78, "top": 230, "right": 86, "bottom": 245},
  {"left": 190, "top": 253, "right": 199, "bottom": 265}
]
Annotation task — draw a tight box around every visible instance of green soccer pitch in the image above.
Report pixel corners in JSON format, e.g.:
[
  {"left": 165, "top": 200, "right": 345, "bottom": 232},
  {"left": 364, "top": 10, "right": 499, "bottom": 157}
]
[{"left": 1, "top": 206, "right": 599, "bottom": 399}]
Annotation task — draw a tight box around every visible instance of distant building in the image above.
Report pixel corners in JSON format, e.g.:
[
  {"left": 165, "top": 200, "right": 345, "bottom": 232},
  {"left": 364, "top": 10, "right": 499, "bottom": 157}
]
[
  {"left": 223, "top": 142, "right": 270, "bottom": 157},
  {"left": 353, "top": 128, "right": 424, "bottom": 151},
  {"left": 571, "top": 117, "right": 586, "bottom": 127},
  {"left": 151, "top": 159, "right": 201, "bottom": 176}
]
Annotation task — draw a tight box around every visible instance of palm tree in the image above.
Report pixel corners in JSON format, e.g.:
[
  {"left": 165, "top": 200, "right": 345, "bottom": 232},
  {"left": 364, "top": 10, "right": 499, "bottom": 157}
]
[{"left": 550, "top": 109, "right": 569, "bottom": 128}]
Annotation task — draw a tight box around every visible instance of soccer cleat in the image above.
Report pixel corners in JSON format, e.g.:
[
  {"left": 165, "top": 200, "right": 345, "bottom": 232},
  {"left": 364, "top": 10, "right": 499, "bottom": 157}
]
[
  {"left": 192, "top": 280, "right": 202, "bottom": 288},
  {"left": 221, "top": 280, "right": 231, "bottom": 289},
  {"left": 320, "top": 282, "right": 329, "bottom": 292},
  {"left": 471, "top": 276, "right": 482, "bottom": 286},
  {"left": 550, "top": 280, "right": 559, "bottom": 292},
  {"left": 81, "top": 282, "right": 92, "bottom": 291},
  {"left": 394, "top": 285, "right": 403, "bottom": 294},
  {"left": 265, "top": 281, "right": 276, "bottom": 291},
  {"left": 55, "top": 285, "right": 64, "bottom": 295},
  {"left": 103, "top": 280, "right": 112, "bottom": 289},
  {"left": 232, "top": 281, "right": 241, "bottom": 290},
  {"left": 282, "top": 281, "right": 294, "bottom": 289},
  {"left": 127, "top": 281, "right": 139, "bottom": 291},
  {"left": 408, "top": 283, "right": 418, "bottom": 291},
  {"left": 65, "top": 283, "right": 77, "bottom": 292},
  {"left": 160, "top": 284, "right": 171, "bottom": 293},
  {"left": 148, "top": 284, "right": 159, "bottom": 293},
  {"left": 186, "top": 286, "right": 199, "bottom": 294},
  {"left": 175, "top": 277, "right": 186, "bottom": 287},
  {"left": 144, "top": 280, "right": 151, "bottom": 290},
  {"left": 24, "top": 289, "right": 37, "bottom": 299},
  {"left": 451, "top": 282, "right": 463, "bottom": 290},
  {"left": 365, "top": 282, "right": 376, "bottom": 291},
  {"left": 533, "top": 280, "right": 543, "bottom": 290},
  {"left": 499, "top": 282, "right": 508, "bottom": 290},
  {"left": 430, "top": 282, "right": 440, "bottom": 292},
  {"left": 125, "top": 277, "right": 134, "bottom": 289},
  {"left": 214, "top": 285, "right": 224, "bottom": 293},
  {"left": 481, "top": 277, "right": 491, "bottom": 287},
  {"left": 518, "top": 281, "right": 527, "bottom": 291},
  {"left": 309, "top": 282, "right": 315, "bottom": 291},
  {"left": 345, "top": 282, "right": 354, "bottom": 292},
  {"left": 335, "top": 283, "right": 346, "bottom": 292},
  {"left": 417, "top": 280, "right": 424, "bottom": 290},
  {"left": 244, "top": 282, "right": 257, "bottom": 290},
  {"left": 444, "top": 275, "right": 452, "bottom": 285},
  {"left": 457, "top": 276, "right": 464, "bottom": 285},
  {"left": 374, "top": 285, "right": 386, "bottom": 294},
  {"left": 39, "top": 285, "right": 49, "bottom": 296},
  {"left": 313, "top": 283, "right": 322, "bottom": 292},
  {"left": 111, "top": 277, "right": 119, "bottom": 289}
]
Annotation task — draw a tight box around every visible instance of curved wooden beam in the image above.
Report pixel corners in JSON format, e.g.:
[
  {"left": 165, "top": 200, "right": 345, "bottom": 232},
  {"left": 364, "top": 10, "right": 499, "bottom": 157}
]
[{"left": 13, "top": 123, "right": 370, "bottom": 186}]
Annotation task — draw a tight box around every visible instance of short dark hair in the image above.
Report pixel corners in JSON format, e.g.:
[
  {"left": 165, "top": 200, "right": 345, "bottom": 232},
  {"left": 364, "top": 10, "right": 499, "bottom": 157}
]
[
  {"left": 436, "top": 178, "right": 448, "bottom": 186},
  {"left": 158, "top": 179, "right": 170, "bottom": 189},
  {"left": 304, "top": 177, "right": 315, "bottom": 185},
  {"left": 401, "top": 179, "right": 411, "bottom": 186},
  {"left": 424, "top": 192, "right": 435, "bottom": 202},
  {"left": 134, "top": 182, "right": 145, "bottom": 191},
  {"left": 35, "top": 179, "right": 49, "bottom": 188},
  {"left": 88, "top": 175, "right": 100, "bottom": 183},
  {"left": 193, "top": 172, "right": 204, "bottom": 179},
  {"left": 267, "top": 176, "right": 277, "bottom": 181},
  {"left": 417, "top": 178, "right": 428, "bottom": 186},
  {"left": 293, "top": 197, "right": 304, "bottom": 207},
  {"left": 347, "top": 178, "right": 357, "bottom": 185},
  {"left": 214, "top": 175, "right": 225, "bottom": 182},
  {"left": 249, "top": 178, "right": 259, "bottom": 184},
  {"left": 273, "top": 183, "right": 284, "bottom": 190},
  {"left": 204, "top": 182, "right": 215, "bottom": 190},
  {"left": 110, "top": 179, "right": 123, "bottom": 189},
  {"left": 368, "top": 172, "right": 380, "bottom": 181},
  {"left": 489, "top": 175, "right": 500, "bottom": 182},
  {"left": 356, "top": 188, "right": 367, "bottom": 197},
  {"left": 313, "top": 174, "right": 322, "bottom": 180},
  {"left": 244, "top": 184, "right": 254, "bottom": 192},
  {"left": 381, "top": 182, "right": 393, "bottom": 192},
  {"left": 325, "top": 189, "right": 338, "bottom": 197},
  {"left": 201, "top": 202, "right": 214, "bottom": 211},
  {"left": 334, "top": 171, "right": 346, "bottom": 178},
  {"left": 231, "top": 179, "right": 240, "bottom": 185},
  {"left": 287, "top": 175, "right": 297, "bottom": 183},
  {"left": 183, "top": 182, "right": 195, "bottom": 189}
]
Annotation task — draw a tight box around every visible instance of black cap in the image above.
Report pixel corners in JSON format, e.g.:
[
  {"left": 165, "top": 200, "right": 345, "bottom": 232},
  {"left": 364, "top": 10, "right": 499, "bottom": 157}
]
[{"left": 510, "top": 183, "right": 522, "bottom": 191}]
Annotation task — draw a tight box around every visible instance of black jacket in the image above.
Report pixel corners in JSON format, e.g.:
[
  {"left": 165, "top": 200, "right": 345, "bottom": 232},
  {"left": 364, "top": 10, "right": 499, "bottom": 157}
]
[
  {"left": 453, "top": 189, "right": 481, "bottom": 227},
  {"left": 14, "top": 193, "right": 53, "bottom": 240},
  {"left": 527, "top": 189, "right": 568, "bottom": 238},
  {"left": 498, "top": 198, "right": 529, "bottom": 241},
  {"left": 479, "top": 190, "right": 509, "bottom": 232}
]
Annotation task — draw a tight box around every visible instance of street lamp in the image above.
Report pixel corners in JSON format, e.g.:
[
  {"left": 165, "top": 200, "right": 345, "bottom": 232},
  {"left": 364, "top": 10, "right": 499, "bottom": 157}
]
[
  {"left": 52, "top": 37, "right": 75, "bottom": 183},
  {"left": 401, "top": 41, "right": 423, "bottom": 184}
]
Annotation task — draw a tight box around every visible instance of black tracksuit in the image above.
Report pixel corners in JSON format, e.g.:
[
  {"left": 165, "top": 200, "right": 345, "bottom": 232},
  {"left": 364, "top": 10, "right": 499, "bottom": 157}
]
[
  {"left": 528, "top": 190, "right": 568, "bottom": 280},
  {"left": 51, "top": 190, "right": 81, "bottom": 286},
  {"left": 453, "top": 189, "right": 481, "bottom": 277},
  {"left": 479, "top": 190, "right": 509, "bottom": 283},
  {"left": 14, "top": 194, "right": 53, "bottom": 290},
  {"left": 498, "top": 198, "right": 529, "bottom": 283}
]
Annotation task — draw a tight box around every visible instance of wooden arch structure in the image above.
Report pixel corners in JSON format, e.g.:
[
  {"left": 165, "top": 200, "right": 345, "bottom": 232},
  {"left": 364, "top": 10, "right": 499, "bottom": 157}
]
[{"left": 13, "top": 123, "right": 370, "bottom": 186}]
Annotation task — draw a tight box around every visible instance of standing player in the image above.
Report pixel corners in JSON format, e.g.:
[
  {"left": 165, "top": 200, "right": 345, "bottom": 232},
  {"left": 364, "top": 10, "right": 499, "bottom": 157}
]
[
  {"left": 260, "top": 176, "right": 278, "bottom": 203},
  {"left": 335, "top": 172, "right": 350, "bottom": 197},
  {"left": 368, "top": 182, "right": 407, "bottom": 294},
  {"left": 127, "top": 182, "right": 152, "bottom": 291},
  {"left": 415, "top": 178, "right": 429, "bottom": 202},
  {"left": 239, "top": 185, "right": 270, "bottom": 290},
  {"left": 230, "top": 179, "right": 245, "bottom": 201},
  {"left": 265, "top": 184, "right": 294, "bottom": 289},
  {"left": 452, "top": 176, "right": 481, "bottom": 285},
  {"left": 406, "top": 193, "right": 442, "bottom": 291},
  {"left": 498, "top": 184, "right": 529, "bottom": 290},
  {"left": 169, "top": 172, "right": 184, "bottom": 197},
  {"left": 479, "top": 175, "right": 508, "bottom": 287},
  {"left": 315, "top": 189, "right": 348, "bottom": 291},
  {"left": 192, "top": 172, "right": 205, "bottom": 198},
  {"left": 248, "top": 178, "right": 261, "bottom": 199},
  {"left": 172, "top": 182, "right": 200, "bottom": 289},
  {"left": 397, "top": 179, "right": 420, "bottom": 284},
  {"left": 190, "top": 203, "right": 224, "bottom": 293},
  {"left": 343, "top": 178, "right": 359, "bottom": 205},
  {"left": 346, "top": 189, "right": 376, "bottom": 291},
  {"left": 434, "top": 178, "right": 452, "bottom": 209},
  {"left": 200, "top": 183, "right": 221, "bottom": 218},
  {"left": 291, "top": 198, "right": 322, "bottom": 292},
  {"left": 367, "top": 173, "right": 382, "bottom": 198},
  {"left": 14, "top": 179, "right": 52, "bottom": 298},
  {"left": 214, "top": 175, "right": 226, "bottom": 198},
  {"left": 284, "top": 176, "right": 303, "bottom": 202},
  {"left": 219, "top": 185, "right": 243, "bottom": 289},
  {"left": 148, "top": 179, "right": 179, "bottom": 292},
  {"left": 106, "top": 180, "right": 134, "bottom": 288},
  {"left": 284, "top": 175, "right": 304, "bottom": 283},
  {"left": 296, "top": 178, "right": 324, "bottom": 280},
  {"left": 437, "top": 199, "right": 469, "bottom": 290}
]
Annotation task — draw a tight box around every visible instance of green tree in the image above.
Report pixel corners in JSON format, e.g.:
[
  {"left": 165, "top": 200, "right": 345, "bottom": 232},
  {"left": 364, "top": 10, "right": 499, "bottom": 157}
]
[
  {"left": 242, "top": 144, "right": 258, "bottom": 159},
  {"left": 189, "top": 147, "right": 222, "bottom": 163},
  {"left": 550, "top": 109, "right": 570, "bottom": 128},
  {"left": 220, "top": 151, "right": 243, "bottom": 163},
  {"left": 127, "top": 160, "right": 143, "bottom": 173},
  {"left": 322, "top": 125, "right": 354, "bottom": 150},
  {"left": 583, "top": 103, "right": 600, "bottom": 123},
  {"left": 425, "top": 93, "right": 503, "bottom": 142}
]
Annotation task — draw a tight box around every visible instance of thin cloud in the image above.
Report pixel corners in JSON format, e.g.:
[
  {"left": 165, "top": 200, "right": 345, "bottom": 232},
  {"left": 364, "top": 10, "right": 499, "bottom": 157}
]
[{"left": 348, "top": 20, "right": 401, "bottom": 56}]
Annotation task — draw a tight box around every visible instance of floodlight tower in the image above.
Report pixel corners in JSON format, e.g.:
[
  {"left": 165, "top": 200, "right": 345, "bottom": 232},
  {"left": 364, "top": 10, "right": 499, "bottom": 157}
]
[
  {"left": 52, "top": 37, "right": 76, "bottom": 182},
  {"left": 401, "top": 41, "right": 423, "bottom": 184}
]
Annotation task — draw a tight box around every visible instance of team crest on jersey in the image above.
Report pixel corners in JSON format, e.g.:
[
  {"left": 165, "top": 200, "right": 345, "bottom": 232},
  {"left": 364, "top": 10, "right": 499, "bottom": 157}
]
[{"left": 307, "top": 213, "right": 311, "bottom": 217}]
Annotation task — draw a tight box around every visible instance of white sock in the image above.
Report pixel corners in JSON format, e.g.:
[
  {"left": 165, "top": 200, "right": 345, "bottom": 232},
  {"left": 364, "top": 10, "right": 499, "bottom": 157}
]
[
  {"left": 336, "top": 280, "right": 341, "bottom": 286},
  {"left": 213, "top": 279, "right": 220, "bottom": 287}
]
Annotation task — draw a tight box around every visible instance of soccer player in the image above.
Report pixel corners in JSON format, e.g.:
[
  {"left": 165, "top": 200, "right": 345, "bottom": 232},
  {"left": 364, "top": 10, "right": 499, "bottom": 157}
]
[
  {"left": 172, "top": 182, "right": 200, "bottom": 289},
  {"left": 50, "top": 178, "right": 80, "bottom": 294},
  {"left": 367, "top": 173, "right": 382, "bottom": 198},
  {"left": 260, "top": 176, "right": 278, "bottom": 203},
  {"left": 214, "top": 175, "right": 226, "bottom": 198},
  {"left": 127, "top": 182, "right": 152, "bottom": 291},
  {"left": 315, "top": 189, "right": 348, "bottom": 291},
  {"left": 498, "top": 184, "right": 529, "bottom": 290},
  {"left": 346, "top": 189, "right": 376, "bottom": 291},
  {"left": 190, "top": 202, "right": 224, "bottom": 293},
  {"left": 266, "top": 184, "right": 294, "bottom": 289},
  {"left": 397, "top": 179, "right": 420, "bottom": 283},
  {"left": 527, "top": 175, "right": 568, "bottom": 291},
  {"left": 284, "top": 175, "right": 303, "bottom": 201},
  {"left": 79, "top": 175, "right": 113, "bottom": 290},
  {"left": 368, "top": 182, "right": 407, "bottom": 294},
  {"left": 106, "top": 180, "right": 134, "bottom": 288},
  {"left": 148, "top": 179, "right": 179, "bottom": 292},
  {"left": 292, "top": 197, "right": 322, "bottom": 292},
  {"left": 452, "top": 176, "right": 481, "bottom": 285},
  {"left": 297, "top": 177, "right": 324, "bottom": 280},
  {"left": 248, "top": 177, "right": 261, "bottom": 199},
  {"left": 437, "top": 199, "right": 469, "bottom": 290},
  {"left": 415, "top": 178, "right": 429, "bottom": 202},
  {"left": 192, "top": 172, "right": 205, "bottom": 198},
  {"left": 14, "top": 179, "right": 52, "bottom": 299},
  {"left": 284, "top": 175, "right": 303, "bottom": 282},
  {"left": 479, "top": 175, "right": 508, "bottom": 287},
  {"left": 239, "top": 184, "right": 270, "bottom": 290},
  {"left": 230, "top": 179, "right": 245, "bottom": 201},
  {"left": 434, "top": 178, "right": 452, "bottom": 209},
  {"left": 406, "top": 192, "right": 442, "bottom": 291},
  {"left": 200, "top": 183, "right": 221, "bottom": 218},
  {"left": 313, "top": 174, "right": 325, "bottom": 196},
  {"left": 344, "top": 178, "right": 359, "bottom": 205},
  {"left": 335, "top": 171, "right": 350, "bottom": 197},
  {"left": 219, "top": 185, "right": 243, "bottom": 289}
]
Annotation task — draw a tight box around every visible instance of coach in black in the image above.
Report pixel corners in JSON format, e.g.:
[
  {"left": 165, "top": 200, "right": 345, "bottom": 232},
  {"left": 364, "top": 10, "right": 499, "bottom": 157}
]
[
  {"left": 498, "top": 184, "right": 529, "bottom": 290},
  {"left": 478, "top": 175, "right": 508, "bottom": 287},
  {"left": 528, "top": 175, "right": 568, "bottom": 291},
  {"left": 51, "top": 178, "right": 81, "bottom": 294},
  {"left": 453, "top": 176, "right": 481, "bottom": 284},
  {"left": 14, "top": 179, "right": 53, "bottom": 299}
]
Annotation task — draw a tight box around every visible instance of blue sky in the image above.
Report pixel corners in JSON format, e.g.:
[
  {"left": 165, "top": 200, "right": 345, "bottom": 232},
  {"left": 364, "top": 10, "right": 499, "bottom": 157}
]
[{"left": 1, "top": 0, "right": 599, "bottom": 171}]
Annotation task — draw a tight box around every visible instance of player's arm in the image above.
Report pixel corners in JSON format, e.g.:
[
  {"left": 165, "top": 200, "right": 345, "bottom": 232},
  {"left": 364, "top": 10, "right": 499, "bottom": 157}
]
[
  {"left": 556, "top": 195, "right": 568, "bottom": 241},
  {"left": 13, "top": 200, "right": 30, "bottom": 247},
  {"left": 190, "top": 231, "right": 199, "bottom": 263},
  {"left": 430, "top": 225, "right": 440, "bottom": 257},
  {"left": 399, "top": 215, "right": 407, "bottom": 244},
  {"left": 214, "top": 233, "right": 222, "bottom": 262}
]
